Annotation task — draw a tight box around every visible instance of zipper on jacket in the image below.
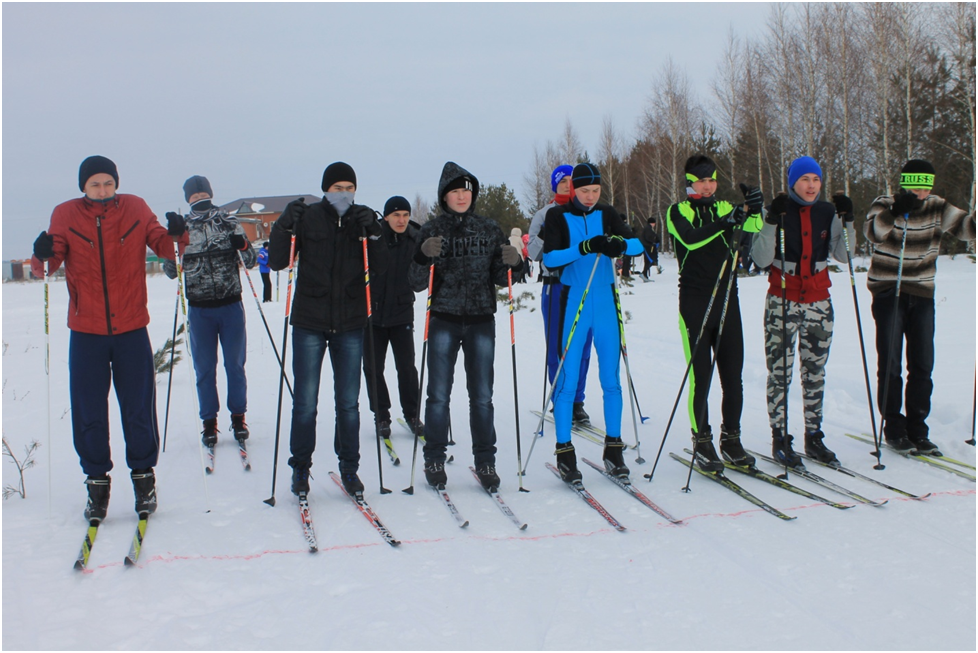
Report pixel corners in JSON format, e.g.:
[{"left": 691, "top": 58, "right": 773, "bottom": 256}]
[
  {"left": 95, "top": 216, "right": 113, "bottom": 335},
  {"left": 69, "top": 227, "right": 95, "bottom": 248},
  {"left": 120, "top": 220, "right": 140, "bottom": 244}
]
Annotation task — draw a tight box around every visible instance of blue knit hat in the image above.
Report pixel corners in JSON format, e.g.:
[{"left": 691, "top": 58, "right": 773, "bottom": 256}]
[
  {"left": 551, "top": 165, "right": 573, "bottom": 192},
  {"left": 787, "top": 156, "right": 822, "bottom": 190}
]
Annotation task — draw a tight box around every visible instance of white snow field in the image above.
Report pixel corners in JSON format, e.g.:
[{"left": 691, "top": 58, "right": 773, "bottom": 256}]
[{"left": 3, "top": 253, "right": 975, "bottom": 651}]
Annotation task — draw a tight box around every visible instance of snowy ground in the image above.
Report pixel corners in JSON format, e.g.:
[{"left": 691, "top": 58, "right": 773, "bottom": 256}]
[{"left": 3, "top": 253, "right": 975, "bottom": 651}]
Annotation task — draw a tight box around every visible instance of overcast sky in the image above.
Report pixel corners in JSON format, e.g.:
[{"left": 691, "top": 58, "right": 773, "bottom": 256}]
[{"left": 2, "top": 2, "right": 773, "bottom": 259}]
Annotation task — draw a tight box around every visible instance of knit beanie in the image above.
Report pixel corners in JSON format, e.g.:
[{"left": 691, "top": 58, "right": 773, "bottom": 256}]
[
  {"left": 571, "top": 163, "right": 601, "bottom": 188},
  {"left": 443, "top": 176, "right": 475, "bottom": 195},
  {"left": 183, "top": 175, "right": 213, "bottom": 202},
  {"left": 383, "top": 195, "right": 411, "bottom": 216},
  {"left": 551, "top": 165, "right": 574, "bottom": 192},
  {"left": 321, "top": 162, "right": 357, "bottom": 192},
  {"left": 78, "top": 155, "right": 119, "bottom": 192},
  {"left": 684, "top": 155, "right": 717, "bottom": 186},
  {"left": 787, "top": 156, "right": 822, "bottom": 190},
  {"left": 900, "top": 159, "right": 936, "bottom": 190}
]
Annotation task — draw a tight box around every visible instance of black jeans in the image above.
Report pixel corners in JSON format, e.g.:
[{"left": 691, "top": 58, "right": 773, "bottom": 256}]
[
  {"left": 871, "top": 289, "right": 935, "bottom": 439},
  {"left": 362, "top": 322, "right": 420, "bottom": 423},
  {"left": 260, "top": 272, "right": 272, "bottom": 302}
]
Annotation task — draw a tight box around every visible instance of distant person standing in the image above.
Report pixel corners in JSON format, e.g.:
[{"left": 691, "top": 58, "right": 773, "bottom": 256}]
[
  {"left": 30, "top": 155, "right": 179, "bottom": 521},
  {"left": 258, "top": 241, "right": 272, "bottom": 302},
  {"left": 640, "top": 216, "right": 661, "bottom": 279}
]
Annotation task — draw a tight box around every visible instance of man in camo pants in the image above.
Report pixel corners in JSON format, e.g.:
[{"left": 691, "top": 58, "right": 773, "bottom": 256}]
[{"left": 751, "top": 157, "right": 854, "bottom": 467}]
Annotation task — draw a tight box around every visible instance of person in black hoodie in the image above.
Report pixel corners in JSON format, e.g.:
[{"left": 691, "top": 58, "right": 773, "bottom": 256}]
[
  {"left": 268, "top": 162, "right": 388, "bottom": 499},
  {"left": 362, "top": 196, "right": 423, "bottom": 441},
  {"left": 407, "top": 162, "right": 524, "bottom": 491}
]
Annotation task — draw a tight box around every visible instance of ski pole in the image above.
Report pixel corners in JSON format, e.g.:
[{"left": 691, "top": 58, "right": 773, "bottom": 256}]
[
  {"left": 238, "top": 250, "right": 293, "bottom": 398},
  {"left": 837, "top": 206, "right": 884, "bottom": 469},
  {"left": 611, "top": 264, "right": 645, "bottom": 464},
  {"left": 173, "top": 240, "right": 212, "bottom": 512},
  {"left": 524, "top": 254, "right": 603, "bottom": 474},
  {"left": 362, "top": 230, "right": 391, "bottom": 494},
  {"left": 681, "top": 224, "right": 744, "bottom": 492},
  {"left": 404, "top": 264, "right": 434, "bottom": 495},
  {"left": 507, "top": 269, "right": 528, "bottom": 491},
  {"left": 777, "top": 215, "right": 791, "bottom": 479},
  {"left": 539, "top": 280, "right": 556, "bottom": 418},
  {"left": 161, "top": 282, "right": 181, "bottom": 452},
  {"left": 645, "top": 256, "right": 731, "bottom": 482},
  {"left": 968, "top": 370, "right": 976, "bottom": 446},
  {"left": 265, "top": 228, "right": 298, "bottom": 507},
  {"left": 44, "top": 259, "right": 52, "bottom": 516},
  {"left": 874, "top": 215, "right": 910, "bottom": 460}
]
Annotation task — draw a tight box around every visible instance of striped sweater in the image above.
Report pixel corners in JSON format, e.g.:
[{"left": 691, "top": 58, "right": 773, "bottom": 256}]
[{"left": 864, "top": 194, "right": 975, "bottom": 298}]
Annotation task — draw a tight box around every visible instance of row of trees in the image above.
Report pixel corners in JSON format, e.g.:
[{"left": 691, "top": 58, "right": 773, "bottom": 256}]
[{"left": 412, "top": 3, "right": 974, "bottom": 256}]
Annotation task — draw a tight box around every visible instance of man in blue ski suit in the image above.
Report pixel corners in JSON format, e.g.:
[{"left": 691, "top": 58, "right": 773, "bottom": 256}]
[{"left": 542, "top": 163, "right": 644, "bottom": 482}]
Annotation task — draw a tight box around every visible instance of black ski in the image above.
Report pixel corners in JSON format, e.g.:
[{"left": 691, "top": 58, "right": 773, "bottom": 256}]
[
  {"left": 328, "top": 472, "right": 400, "bottom": 546},
  {"left": 748, "top": 450, "right": 887, "bottom": 507},
  {"left": 546, "top": 462, "right": 626, "bottom": 531},
  {"left": 798, "top": 452, "right": 931, "bottom": 500},
  {"left": 844, "top": 433, "right": 975, "bottom": 482},
  {"left": 469, "top": 466, "right": 527, "bottom": 530},
  {"left": 669, "top": 452, "right": 796, "bottom": 521},
  {"left": 582, "top": 458, "right": 682, "bottom": 524}
]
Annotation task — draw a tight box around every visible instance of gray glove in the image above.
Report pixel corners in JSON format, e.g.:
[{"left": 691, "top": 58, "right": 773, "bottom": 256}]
[
  {"left": 421, "top": 236, "right": 444, "bottom": 258},
  {"left": 501, "top": 244, "right": 521, "bottom": 267}
]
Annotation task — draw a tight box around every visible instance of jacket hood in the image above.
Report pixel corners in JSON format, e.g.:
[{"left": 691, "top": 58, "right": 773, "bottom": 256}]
[{"left": 437, "top": 161, "right": 480, "bottom": 214}]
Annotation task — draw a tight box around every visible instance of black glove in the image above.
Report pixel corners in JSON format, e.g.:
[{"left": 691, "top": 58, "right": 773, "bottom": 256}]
[
  {"left": 352, "top": 207, "right": 382, "bottom": 237},
  {"left": 766, "top": 193, "right": 790, "bottom": 225},
  {"left": 890, "top": 189, "right": 922, "bottom": 217},
  {"left": 229, "top": 233, "right": 247, "bottom": 251},
  {"left": 603, "top": 235, "right": 627, "bottom": 257},
  {"left": 724, "top": 206, "right": 747, "bottom": 226},
  {"left": 276, "top": 198, "right": 307, "bottom": 232},
  {"left": 33, "top": 231, "right": 54, "bottom": 260},
  {"left": 579, "top": 235, "right": 609, "bottom": 255},
  {"left": 420, "top": 236, "right": 444, "bottom": 258},
  {"left": 832, "top": 192, "right": 854, "bottom": 223},
  {"left": 166, "top": 212, "right": 186, "bottom": 237},
  {"left": 740, "top": 183, "right": 764, "bottom": 214}
]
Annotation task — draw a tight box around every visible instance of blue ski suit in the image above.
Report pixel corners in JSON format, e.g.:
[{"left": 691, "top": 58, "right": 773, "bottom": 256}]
[{"left": 542, "top": 200, "right": 643, "bottom": 444}]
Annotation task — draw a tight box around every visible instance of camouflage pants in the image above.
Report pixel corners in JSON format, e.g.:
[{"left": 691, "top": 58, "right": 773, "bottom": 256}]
[{"left": 764, "top": 295, "right": 834, "bottom": 433}]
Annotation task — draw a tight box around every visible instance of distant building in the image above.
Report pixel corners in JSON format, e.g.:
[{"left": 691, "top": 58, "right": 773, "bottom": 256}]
[{"left": 219, "top": 195, "right": 320, "bottom": 243}]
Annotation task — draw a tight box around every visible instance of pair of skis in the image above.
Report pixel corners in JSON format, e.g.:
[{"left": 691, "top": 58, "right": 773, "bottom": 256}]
[
  {"left": 74, "top": 514, "right": 150, "bottom": 571},
  {"left": 205, "top": 439, "right": 251, "bottom": 474},
  {"left": 844, "top": 433, "right": 975, "bottom": 482},
  {"left": 294, "top": 472, "right": 403, "bottom": 552},
  {"left": 424, "top": 468, "right": 526, "bottom": 531}
]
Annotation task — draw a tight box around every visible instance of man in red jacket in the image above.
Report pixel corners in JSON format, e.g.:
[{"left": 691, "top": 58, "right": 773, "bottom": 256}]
[{"left": 31, "top": 155, "right": 183, "bottom": 523}]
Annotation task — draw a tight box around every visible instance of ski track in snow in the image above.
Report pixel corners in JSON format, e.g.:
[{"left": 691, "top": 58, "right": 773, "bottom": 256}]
[{"left": 3, "top": 255, "right": 975, "bottom": 650}]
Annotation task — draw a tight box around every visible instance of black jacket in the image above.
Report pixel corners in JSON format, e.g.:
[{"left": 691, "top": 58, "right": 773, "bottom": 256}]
[
  {"left": 407, "top": 162, "right": 522, "bottom": 319},
  {"left": 268, "top": 199, "right": 388, "bottom": 333},
  {"left": 372, "top": 220, "right": 420, "bottom": 327}
]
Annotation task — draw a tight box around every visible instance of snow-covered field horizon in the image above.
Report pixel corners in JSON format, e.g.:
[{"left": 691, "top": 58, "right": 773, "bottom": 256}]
[{"left": 3, "top": 253, "right": 975, "bottom": 651}]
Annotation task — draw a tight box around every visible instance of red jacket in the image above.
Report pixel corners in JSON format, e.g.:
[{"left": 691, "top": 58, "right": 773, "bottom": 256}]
[{"left": 31, "top": 194, "right": 180, "bottom": 336}]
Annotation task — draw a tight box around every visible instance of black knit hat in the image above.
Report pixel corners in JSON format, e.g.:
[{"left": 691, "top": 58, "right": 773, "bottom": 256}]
[
  {"left": 383, "top": 195, "right": 411, "bottom": 217},
  {"left": 442, "top": 176, "right": 475, "bottom": 195},
  {"left": 571, "top": 163, "right": 601, "bottom": 188},
  {"left": 684, "top": 155, "right": 717, "bottom": 185},
  {"left": 900, "top": 159, "right": 936, "bottom": 190},
  {"left": 78, "top": 155, "right": 119, "bottom": 192},
  {"left": 321, "top": 162, "right": 357, "bottom": 192},
  {"left": 183, "top": 175, "right": 213, "bottom": 202}
]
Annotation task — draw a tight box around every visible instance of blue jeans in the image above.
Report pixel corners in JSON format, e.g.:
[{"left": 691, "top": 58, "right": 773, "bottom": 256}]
[
  {"left": 423, "top": 316, "right": 497, "bottom": 466},
  {"left": 289, "top": 326, "right": 364, "bottom": 473},
  {"left": 69, "top": 328, "right": 160, "bottom": 477},
  {"left": 188, "top": 302, "right": 247, "bottom": 420}
]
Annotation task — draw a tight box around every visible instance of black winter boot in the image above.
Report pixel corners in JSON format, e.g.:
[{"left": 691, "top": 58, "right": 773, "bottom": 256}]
[
  {"left": 407, "top": 417, "right": 425, "bottom": 438},
  {"left": 131, "top": 469, "right": 157, "bottom": 516},
  {"left": 602, "top": 437, "right": 630, "bottom": 479},
  {"left": 772, "top": 429, "right": 803, "bottom": 468},
  {"left": 424, "top": 460, "right": 447, "bottom": 488},
  {"left": 555, "top": 441, "right": 582, "bottom": 482},
  {"left": 340, "top": 469, "right": 364, "bottom": 497},
  {"left": 201, "top": 418, "right": 219, "bottom": 447},
  {"left": 376, "top": 418, "right": 392, "bottom": 439},
  {"left": 475, "top": 462, "right": 500, "bottom": 492},
  {"left": 291, "top": 463, "right": 311, "bottom": 496},
  {"left": 691, "top": 429, "right": 723, "bottom": 473},
  {"left": 572, "top": 402, "right": 591, "bottom": 426},
  {"left": 719, "top": 427, "right": 755, "bottom": 467},
  {"left": 804, "top": 429, "right": 839, "bottom": 466},
  {"left": 84, "top": 475, "right": 111, "bottom": 523},
  {"left": 230, "top": 413, "right": 249, "bottom": 442}
]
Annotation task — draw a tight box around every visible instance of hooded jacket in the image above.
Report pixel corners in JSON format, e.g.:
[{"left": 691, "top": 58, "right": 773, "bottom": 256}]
[
  {"left": 31, "top": 194, "right": 177, "bottom": 335},
  {"left": 407, "top": 162, "right": 521, "bottom": 319}
]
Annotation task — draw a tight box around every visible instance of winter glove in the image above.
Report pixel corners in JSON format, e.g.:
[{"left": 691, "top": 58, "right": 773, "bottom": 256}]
[
  {"left": 351, "top": 207, "right": 383, "bottom": 237},
  {"left": 603, "top": 235, "right": 628, "bottom": 258},
  {"left": 579, "top": 235, "right": 609, "bottom": 256},
  {"left": 276, "top": 198, "right": 307, "bottom": 232},
  {"left": 229, "top": 233, "right": 248, "bottom": 251},
  {"left": 166, "top": 212, "right": 186, "bottom": 237},
  {"left": 420, "top": 236, "right": 444, "bottom": 258},
  {"left": 501, "top": 244, "right": 522, "bottom": 267},
  {"left": 740, "top": 183, "right": 764, "bottom": 215},
  {"left": 33, "top": 231, "right": 54, "bottom": 260},
  {"left": 766, "top": 193, "right": 790, "bottom": 225},
  {"left": 832, "top": 192, "right": 854, "bottom": 222},
  {"left": 890, "top": 189, "right": 923, "bottom": 217},
  {"left": 723, "top": 206, "right": 747, "bottom": 226}
]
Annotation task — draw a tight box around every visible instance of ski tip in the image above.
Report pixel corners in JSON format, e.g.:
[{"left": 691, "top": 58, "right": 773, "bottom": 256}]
[
  {"left": 402, "top": 487, "right": 414, "bottom": 495},
  {"left": 460, "top": 521, "right": 470, "bottom": 528},
  {"left": 393, "top": 459, "right": 401, "bottom": 466},
  {"left": 447, "top": 455, "right": 455, "bottom": 463},
  {"left": 123, "top": 557, "right": 136, "bottom": 567},
  {"left": 73, "top": 560, "right": 86, "bottom": 571},
  {"left": 205, "top": 468, "right": 214, "bottom": 475},
  {"left": 263, "top": 497, "right": 276, "bottom": 507}
]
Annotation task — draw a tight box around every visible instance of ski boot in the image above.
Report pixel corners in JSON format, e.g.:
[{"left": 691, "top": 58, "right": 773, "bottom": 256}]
[
  {"left": 230, "top": 413, "right": 249, "bottom": 442},
  {"left": 602, "top": 437, "right": 630, "bottom": 479},
  {"left": 908, "top": 423, "right": 940, "bottom": 455},
  {"left": 84, "top": 475, "right": 111, "bottom": 523},
  {"left": 291, "top": 463, "right": 311, "bottom": 496},
  {"left": 691, "top": 429, "right": 723, "bottom": 473},
  {"left": 131, "top": 468, "right": 157, "bottom": 516},
  {"left": 376, "top": 418, "right": 392, "bottom": 439},
  {"left": 340, "top": 469, "right": 364, "bottom": 497},
  {"left": 475, "top": 462, "right": 500, "bottom": 492},
  {"left": 804, "top": 429, "right": 839, "bottom": 466},
  {"left": 424, "top": 460, "right": 447, "bottom": 488},
  {"left": 555, "top": 441, "right": 582, "bottom": 482},
  {"left": 201, "top": 418, "right": 219, "bottom": 448},
  {"left": 572, "top": 402, "right": 591, "bottom": 426},
  {"left": 772, "top": 429, "right": 803, "bottom": 468},
  {"left": 406, "top": 416, "right": 425, "bottom": 438},
  {"left": 719, "top": 427, "right": 755, "bottom": 467}
]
